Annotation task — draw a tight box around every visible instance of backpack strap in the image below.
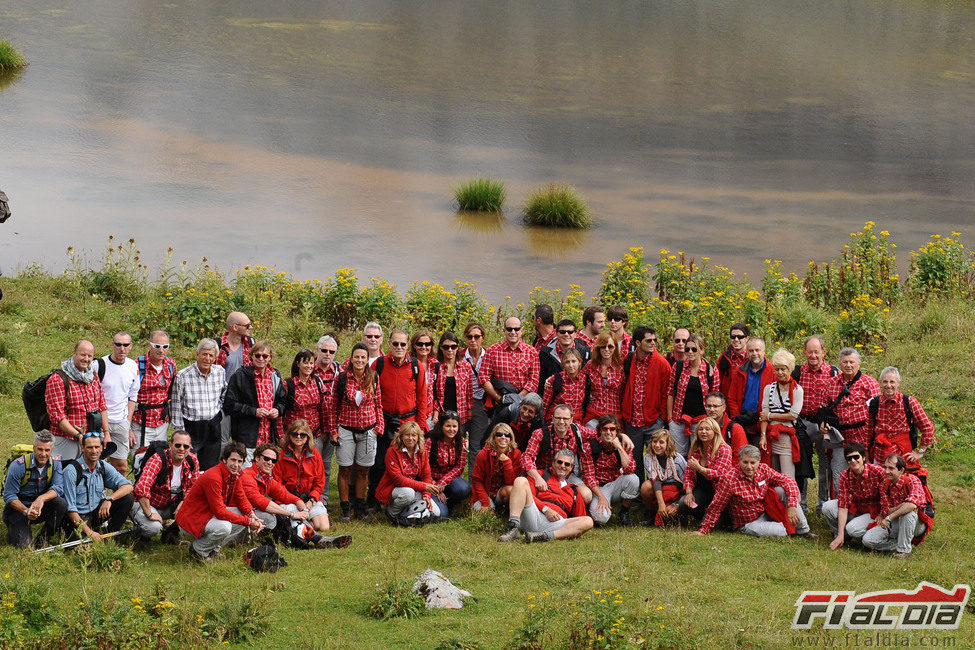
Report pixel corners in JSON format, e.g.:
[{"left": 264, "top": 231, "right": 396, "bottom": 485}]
[
  {"left": 18, "top": 453, "right": 53, "bottom": 488},
  {"left": 551, "top": 373, "right": 564, "bottom": 402},
  {"left": 95, "top": 357, "right": 107, "bottom": 382},
  {"left": 580, "top": 374, "right": 592, "bottom": 420},
  {"left": 672, "top": 361, "right": 685, "bottom": 394},
  {"left": 336, "top": 372, "right": 349, "bottom": 404},
  {"left": 622, "top": 352, "right": 634, "bottom": 379},
  {"left": 374, "top": 356, "right": 384, "bottom": 376},
  {"left": 903, "top": 394, "right": 918, "bottom": 449}
]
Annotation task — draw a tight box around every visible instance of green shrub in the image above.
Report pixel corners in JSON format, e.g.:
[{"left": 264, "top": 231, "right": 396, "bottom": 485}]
[
  {"left": 200, "top": 591, "right": 270, "bottom": 644},
  {"left": 322, "top": 267, "right": 362, "bottom": 330},
  {"left": 0, "top": 40, "right": 28, "bottom": 70},
  {"left": 523, "top": 184, "right": 593, "bottom": 229},
  {"left": 365, "top": 581, "right": 427, "bottom": 620},
  {"left": 71, "top": 540, "right": 134, "bottom": 573},
  {"left": 359, "top": 277, "right": 405, "bottom": 325},
  {"left": 566, "top": 588, "right": 631, "bottom": 650},
  {"left": 766, "top": 300, "right": 834, "bottom": 349},
  {"left": 599, "top": 247, "right": 653, "bottom": 311},
  {"left": 908, "top": 232, "right": 974, "bottom": 298},
  {"left": 455, "top": 177, "right": 507, "bottom": 212},
  {"left": 804, "top": 221, "right": 900, "bottom": 310},
  {"left": 68, "top": 237, "right": 148, "bottom": 303},
  {"left": 835, "top": 293, "right": 889, "bottom": 352},
  {"left": 506, "top": 591, "right": 556, "bottom": 650}
]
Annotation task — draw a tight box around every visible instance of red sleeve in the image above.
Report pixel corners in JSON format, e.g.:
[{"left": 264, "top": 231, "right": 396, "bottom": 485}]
[
  {"left": 45, "top": 373, "right": 68, "bottom": 425},
  {"left": 93, "top": 378, "right": 107, "bottom": 412},
  {"left": 384, "top": 447, "right": 427, "bottom": 493},
  {"left": 269, "top": 476, "right": 302, "bottom": 506},
  {"left": 480, "top": 348, "right": 496, "bottom": 388},
  {"left": 704, "top": 445, "right": 733, "bottom": 482},
  {"left": 521, "top": 429, "right": 543, "bottom": 472},
  {"left": 526, "top": 350, "right": 540, "bottom": 394},
  {"left": 133, "top": 454, "right": 163, "bottom": 500},
  {"left": 699, "top": 473, "right": 733, "bottom": 533},
  {"left": 327, "top": 378, "right": 340, "bottom": 437},
  {"left": 769, "top": 467, "right": 800, "bottom": 508},
  {"left": 682, "top": 454, "right": 698, "bottom": 492},
  {"left": 906, "top": 475, "right": 927, "bottom": 508},
  {"left": 183, "top": 455, "right": 201, "bottom": 497},
  {"left": 229, "top": 475, "right": 254, "bottom": 517},
  {"left": 730, "top": 424, "right": 748, "bottom": 457},
  {"left": 470, "top": 450, "right": 491, "bottom": 507},
  {"left": 415, "top": 363, "right": 429, "bottom": 431},
  {"left": 908, "top": 396, "right": 935, "bottom": 448},
  {"left": 727, "top": 372, "right": 742, "bottom": 417},
  {"left": 504, "top": 450, "right": 521, "bottom": 484},
  {"left": 308, "top": 452, "right": 326, "bottom": 501},
  {"left": 541, "top": 376, "right": 555, "bottom": 420},
  {"left": 373, "top": 383, "right": 385, "bottom": 435},
  {"left": 668, "top": 364, "right": 678, "bottom": 396},
  {"left": 621, "top": 448, "right": 636, "bottom": 475},
  {"left": 657, "top": 357, "right": 670, "bottom": 418},
  {"left": 239, "top": 471, "right": 271, "bottom": 511}
]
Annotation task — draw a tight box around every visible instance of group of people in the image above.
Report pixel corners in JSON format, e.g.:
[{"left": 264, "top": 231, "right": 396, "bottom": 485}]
[{"left": 4, "top": 305, "right": 936, "bottom": 560}]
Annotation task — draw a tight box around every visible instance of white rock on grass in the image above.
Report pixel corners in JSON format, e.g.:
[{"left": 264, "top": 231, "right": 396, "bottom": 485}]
[{"left": 412, "top": 569, "right": 472, "bottom": 609}]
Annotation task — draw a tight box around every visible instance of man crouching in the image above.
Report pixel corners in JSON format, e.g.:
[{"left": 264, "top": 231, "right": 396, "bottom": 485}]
[{"left": 497, "top": 448, "right": 593, "bottom": 544}]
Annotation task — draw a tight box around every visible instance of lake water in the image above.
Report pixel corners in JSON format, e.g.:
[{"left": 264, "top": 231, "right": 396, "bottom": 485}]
[{"left": 1, "top": 0, "right": 973, "bottom": 300}]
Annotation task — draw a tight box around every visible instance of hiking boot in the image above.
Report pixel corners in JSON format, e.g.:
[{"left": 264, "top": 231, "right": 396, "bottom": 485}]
[
  {"left": 189, "top": 548, "right": 212, "bottom": 564},
  {"left": 523, "top": 531, "right": 550, "bottom": 544},
  {"left": 316, "top": 534, "right": 352, "bottom": 549},
  {"left": 354, "top": 499, "right": 372, "bottom": 522},
  {"left": 794, "top": 531, "right": 819, "bottom": 541},
  {"left": 497, "top": 526, "right": 522, "bottom": 542},
  {"left": 893, "top": 551, "right": 911, "bottom": 560},
  {"left": 617, "top": 509, "right": 635, "bottom": 527},
  {"left": 339, "top": 501, "right": 352, "bottom": 523}
]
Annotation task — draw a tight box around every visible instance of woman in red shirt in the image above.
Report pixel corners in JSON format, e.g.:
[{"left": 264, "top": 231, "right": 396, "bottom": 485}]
[
  {"left": 274, "top": 420, "right": 330, "bottom": 532},
  {"left": 410, "top": 329, "right": 437, "bottom": 430},
  {"left": 426, "top": 412, "right": 469, "bottom": 517},
  {"left": 542, "top": 348, "right": 588, "bottom": 423},
  {"left": 431, "top": 331, "right": 474, "bottom": 428},
  {"left": 582, "top": 332, "right": 624, "bottom": 426},
  {"left": 471, "top": 423, "right": 522, "bottom": 515},
  {"left": 679, "top": 416, "right": 732, "bottom": 524},
  {"left": 376, "top": 421, "right": 442, "bottom": 525},
  {"left": 283, "top": 349, "right": 327, "bottom": 439}
]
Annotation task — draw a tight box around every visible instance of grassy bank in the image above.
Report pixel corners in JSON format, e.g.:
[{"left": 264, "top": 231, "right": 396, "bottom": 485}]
[{"left": 0, "top": 232, "right": 973, "bottom": 647}]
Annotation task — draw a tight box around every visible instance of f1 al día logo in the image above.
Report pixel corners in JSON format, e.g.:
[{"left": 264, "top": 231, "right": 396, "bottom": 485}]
[{"left": 793, "top": 582, "right": 970, "bottom": 630}]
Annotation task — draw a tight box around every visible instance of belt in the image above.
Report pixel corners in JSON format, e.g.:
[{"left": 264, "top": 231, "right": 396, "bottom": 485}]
[
  {"left": 383, "top": 408, "right": 418, "bottom": 420},
  {"left": 836, "top": 420, "right": 866, "bottom": 431}
]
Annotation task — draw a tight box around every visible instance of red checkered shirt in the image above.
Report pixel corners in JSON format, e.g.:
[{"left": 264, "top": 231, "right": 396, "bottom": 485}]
[
  {"left": 592, "top": 442, "right": 636, "bottom": 486},
  {"left": 313, "top": 362, "right": 339, "bottom": 430},
  {"left": 533, "top": 329, "right": 557, "bottom": 351},
  {"left": 542, "top": 372, "right": 589, "bottom": 423},
  {"left": 611, "top": 330, "right": 632, "bottom": 357},
  {"left": 700, "top": 462, "right": 798, "bottom": 533},
  {"left": 45, "top": 372, "right": 107, "bottom": 437},
  {"left": 330, "top": 372, "right": 384, "bottom": 436},
  {"left": 398, "top": 446, "right": 423, "bottom": 480},
  {"left": 823, "top": 372, "right": 881, "bottom": 448},
  {"left": 481, "top": 341, "right": 541, "bottom": 394},
  {"left": 134, "top": 452, "right": 200, "bottom": 509},
  {"left": 254, "top": 367, "right": 276, "bottom": 446},
  {"left": 216, "top": 332, "right": 252, "bottom": 369},
  {"left": 422, "top": 360, "right": 436, "bottom": 419},
  {"left": 670, "top": 360, "right": 719, "bottom": 417},
  {"left": 683, "top": 442, "right": 733, "bottom": 492},
  {"left": 521, "top": 425, "right": 597, "bottom": 488},
  {"left": 577, "top": 332, "right": 596, "bottom": 350},
  {"left": 795, "top": 362, "right": 836, "bottom": 417},
  {"left": 868, "top": 392, "right": 935, "bottom": 462},
  {"left": 284, "top": 376, "right": 328, "bottom": 436},
  {"left": 432, "top": 359, "right": 474, "bottom": 422},
  {"left": 582, "top": 363, "right": 624, "bottom": 421},
  {"left": 837, "top": 463, "right": 885, "bottom": 513},
  {"left": 880, "top": 472, "right": 926, "bottom": 514},
  {"left": 428, "top": 437, "right": 468, "bottom": 486},
  {"left": 132, "top": 357, "right": 177, "bottom": 428}
]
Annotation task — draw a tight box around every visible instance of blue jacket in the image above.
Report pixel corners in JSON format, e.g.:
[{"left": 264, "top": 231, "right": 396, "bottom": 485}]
[{"left": 3, "top": 454, "right": 65, "bottom": 505}]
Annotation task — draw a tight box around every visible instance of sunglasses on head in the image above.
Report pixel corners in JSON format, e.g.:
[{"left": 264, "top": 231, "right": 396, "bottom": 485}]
[{"left": 82, "top": 431, "right": 102, "bottom": 440}]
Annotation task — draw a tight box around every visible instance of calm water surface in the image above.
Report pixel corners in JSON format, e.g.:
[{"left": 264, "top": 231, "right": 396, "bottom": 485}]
[{"left": 1, "top": 0, "right": 974, "bottom": 299}]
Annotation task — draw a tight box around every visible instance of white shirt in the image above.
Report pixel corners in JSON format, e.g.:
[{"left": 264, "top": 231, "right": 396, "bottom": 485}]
[
  {"left": 170, "top": 463, "right": 183, "bottom": 495},
  {"left": 98, "top": 355, "right": 139, "bottom": 423}
]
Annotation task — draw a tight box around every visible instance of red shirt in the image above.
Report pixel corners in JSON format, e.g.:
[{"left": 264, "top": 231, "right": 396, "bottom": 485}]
[
  {"left": 529, "top": 473, "right": 587, "bottom": 519},
  {"left": 837, "top": 463, "right": 885, "bottom": 514},
  {"left": 533, "top": 329, "right": 557, "bottom": 352},
  {"left": 377, "top": 353, "right": 428, "bottom": 428},
  {"left": 582, "top": 362, "right": 624, "bottom": 422},
  {"left": 273, "top": 444, "right": 326, "bottom": 502},
  {"left": 45, "top": 372, "right": 107, "bottom": 438},
  {"left": 726, "top": 358, "right": 774, "bottom": 418},
  {"left": 795, "top": 362, "right": 836, "bottom": 417},
  {"left": 700, "top": 462, "right": 798, "bottom": 533},
  {"left": 577, "top": 332, "right": 596, "bottom": 350},
  {"left": 868, "top": 392, "right": 935, "bottom": 464},
  {"left": 683, "top": 442, "right": 733, "bottom": 492},
  {"left": 253, "top": 367, "right": 276, "bottom": 446},
  {"left": 375, "top": 444, "right": 433, "bottom": 505},
  {"left": 717, "top": 347, "right": 747, "bottom": 394},
  {"left": 880, "top": 472, "right": 927, "bottom": 515},
  {"left": 329, "top": 372, "right": 384, "bottom": 436},
  {"left": 133, "top": 451, "right": 200, "bottom": 509},
  {"left": 284, "top": 376, "right": 328, "bottom": 436},
  {"left": 427, "top": 437, "right": 468, "bottom": 486},
  {"left": 132, "top": 358, "right": 177, "bottom": 427},
  {"left": 610, "top": 330, "right": 631, "bottom": 358},
  {"left": 471, "top": 447, "right": 522, "bottom": 509},
  {"left": 239, "top": 464, "right": 301, "bottom": 512},
  {"left": 823, "top": 372, "right": 881, "bottom": 448},
  {"left": 621, "top": 350, "right": 670, "bottom": 426},
  {"left": 521, "top": 425, "right": 597, "bottom": 488},
  {"left": 481, "top": 341, "right": 540, "bottom": 395},
  {"left": 432, "top": 359, "right": 474, "bottom": 422},
  {"left": 175, "top": 463, "right": 252, "bottom": 538},
  {"left": 670, "top": 360, "right": 719, "bottom": 417},
  {"left": 542, "top": 371, "right": 588, "bottom": 423},
  {"left": 592, "top": 443, "right": 636, "bottom": 486}
]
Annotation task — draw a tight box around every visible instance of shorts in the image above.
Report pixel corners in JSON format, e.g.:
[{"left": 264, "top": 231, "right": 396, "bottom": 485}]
[
  {"left": 520, "top": 499, "right": 569, "bottom": 535},
  {"left": 108, "top": 421, "right": 130, "bottom": 460},
  {"left": 336, "top": 426, "right": 377, "bottom": 467}
]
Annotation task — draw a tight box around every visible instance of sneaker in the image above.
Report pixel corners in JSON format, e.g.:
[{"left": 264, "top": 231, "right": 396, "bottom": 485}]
[
  {"left": 189, "top": 548, "right": 212, "bottom": 564},
  {"left": 210, "top": 551, "right": 227, "bottom": 561},
  {"left": 497, "top": 526, "right": 522, "bottom": 542},
  {"left": 317, "top": 534, "right": 352, "bottom": 549},
  {"left": 617, "top": 509, "right": 635, "bottom": 527},
  {"left": 893, "top": 551, "right": 911, "bottom": 560},
  {"left": 523, "top": 531, "right": 550, "bottom": 544},
  {"left": 794, "top": 531, "right": 819, "bottom": 541}
]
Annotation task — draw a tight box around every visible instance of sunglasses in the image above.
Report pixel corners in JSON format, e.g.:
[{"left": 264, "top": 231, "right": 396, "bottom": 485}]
[
  {"left": 674, "top": 338, "right": 688, "bottom": 344},
  {"left": 686, "top": 347, "right": 698, "bottom": 352},
  {"left": 600, "top": 345, "right": 616, "bottom": 350},
  {"left": 466, "top": 333, "right": 483, "bottom": 340},
  {"left": 730, "top": 334, "right": 747, "bottom": 340},
  {"left": 237, "top": 322, "right": 253, "bottom": 329},
  {"left": 845, "top": 454, "right": 862, "bottom": 461},
  {"left": 291, "top": 432, "right": 309, "bottom": 439},
  {"left": 441, "top": 344, "right": 459, "bottom": 350},
  {"left": 557, "top": 329, "right": 575, "bottom": 335},
  {"left": 172, "top": 443, "right": 191, "bottom": 450},
  {"left": 113, "top": 341, "right": 132, "bottom": 347},
  {"left": 364, "top": 334, "right": 382, "bottom": 339},
  {"left": 609, "top": 316, "right": 625, "bottom": 322},
  {"left": 390, "top": 341, "right": 407, "bottom": 348},
  {"left": 252, "top": 353, "right": 271, "bottom": 359},
  {"left": 150, "top": 342, "right": 170, "bottom": 350},
  {"left": 260, "top": 455, "right": 278, "bottom": 464},
  {"left": 319, "top": 348, "right": 336, "bottom": 355},
  {"left": 494, "top": 432, "right": 512, "bottom": 439},
  {"left": 504, "top": 326, "right": 522, "bottom": 332},
  {"left": 415, "top": 341, "right": 433, "bottom": 347},
  {"left": 646, "top": 338, "right": 657, "bottom": 344},
  {"left": 82, "top": 431, "right": 102, "bottom": 440},
  {"left": 601, "top": 426, "right": 618, "bottom": 432},
  {"left": 554, "top": 460, "right": 574, "bottom": 468}
]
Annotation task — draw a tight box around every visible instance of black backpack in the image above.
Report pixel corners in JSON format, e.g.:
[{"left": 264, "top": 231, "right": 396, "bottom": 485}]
[
  {"left": 246, "top": 543, "right": 287, "bottom": 573},
  {"left": 868, "top": 394, "right": 918, "bottom": 449},
  {"left": 22, "top": 369, "right": 70, "bottom": 432},
  {"left": 133, "top": 440, "right": 198, "bottom": 492}
]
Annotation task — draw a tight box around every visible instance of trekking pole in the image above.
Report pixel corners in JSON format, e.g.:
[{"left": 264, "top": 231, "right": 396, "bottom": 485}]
[{"left": 33, "top": 527, "right": 135, "bottom": 554}]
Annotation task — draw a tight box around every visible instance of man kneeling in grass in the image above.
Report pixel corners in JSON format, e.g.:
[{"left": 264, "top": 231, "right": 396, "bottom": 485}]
[
  {"left": 498, "top": 448, "right": 593, "bottom": 544},
  {"left": 695, "top": 445, "right": 818, "bottom": 540}
]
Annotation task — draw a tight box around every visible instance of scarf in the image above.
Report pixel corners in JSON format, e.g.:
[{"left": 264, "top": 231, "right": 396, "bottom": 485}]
[
  {"left": 646, "top": 453, "right": 679, "bottom": 484},
  {"left": 61, "top": 358, "right": 95, "bottom": 384}
]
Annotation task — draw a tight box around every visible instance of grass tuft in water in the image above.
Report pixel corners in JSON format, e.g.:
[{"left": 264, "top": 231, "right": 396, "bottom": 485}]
[
  {"left": 522, "top": 183, "right": 593, "bottom": 229},
  {"left": 454, "top": 177, "right": 507, "bottom": 212},
  {"left": 0, "top": 40, "right": 28, "bottom": 70}
]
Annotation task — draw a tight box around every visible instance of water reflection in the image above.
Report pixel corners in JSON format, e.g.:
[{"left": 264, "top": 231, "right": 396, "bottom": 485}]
[
  {"left": 453, "top": 210, "right": 505, "bottom": 234},
  {"left": 0, "top": 68, "right": 25, "bottom": 92},
  {"left": 524, "top": 227, "right": 589, "bottom": 259}
]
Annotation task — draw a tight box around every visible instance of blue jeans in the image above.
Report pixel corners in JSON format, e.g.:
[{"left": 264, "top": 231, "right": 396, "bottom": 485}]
[{"left": 434, "top": 477, "right": 471, "bottom": 517}]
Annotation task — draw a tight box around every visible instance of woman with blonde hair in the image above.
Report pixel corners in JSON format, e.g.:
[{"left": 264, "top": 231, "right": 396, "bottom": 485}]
[
  {"left": 471, "top": 423, "right": 522, "bottom": 515},
  {"left": 759, "top": 348, "right": 804, "bottom": 479},
  {"left": 679, "top": 416, "right": 732, "bottom": 524},
  {"left": 376, "top": 421, "right": 443, "bottom": 525},
  {"left": 640, "top": 429, "right": 687, "bottom": 526}
]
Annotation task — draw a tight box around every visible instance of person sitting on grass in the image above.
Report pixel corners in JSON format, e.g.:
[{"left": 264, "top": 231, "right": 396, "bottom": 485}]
[
  {"left": 498, "top": 448, "right": 594, "bottom": 544},
  {"left": 860, "top": 453, "right": 932, "bottom": 559},
  {"left": 426, "top": 411, "right": 469, "bottom": 518},
  {"left": 131, "top": 430, "right": 199, "bottom": 543},
  {"left": 376, "top": 421, "right": 443, "bottom": 525},
  {"left": 822, "top": 443, "right": 884, "bottom": 550},
  {"left": 3, "top": 431, "right": 67, "bottom": 549},
  {"left": 62, "top": 433, "right": 134, "bottom": 542},
  {"left": 679, "top": 417, "right": 733, "bottom": 524},
  {"left": 273, "top": 420, "right": 331, "bottom": 533},
  {"left": 695, "top": 445, "right": 818, "bottom": 540},
  {"left": 587, "top": 415, "right": 639, "bottom": 527},
  {"left": 471, "top": 423, "right": 522, "bottom": 516},
  {"left": 640, "top": 428, "right": 687, "bottom": 526}
]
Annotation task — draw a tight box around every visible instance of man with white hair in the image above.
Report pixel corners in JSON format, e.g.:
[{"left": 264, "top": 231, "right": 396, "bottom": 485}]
[
  {"left": 361, "top": 322, "right": 383, "bottom": 367},
  {"left": 866, "top": 366, "right": 935, "bottom": 467},
  {"left": 314, "top": 334, "right": 341, "bottom": 500},
  {"left": 171, "top": 338, "right": 226, "bottom": 471}
]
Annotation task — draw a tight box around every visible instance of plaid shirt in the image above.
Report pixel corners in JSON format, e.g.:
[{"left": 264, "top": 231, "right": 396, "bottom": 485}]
[
  {"left": 45, "top": 371, "right": 107, "bottom": 437},
  {"left": 700, "top": 463, "right": 799, "bottom": 533},
  {"left": 542, "top": 372, "right": 588, "bottom": 423},
  {"left": 868, "top": 392, "right": 935, "bottom": 461},
  {"left": 171, "top": 363, "right": 226, "bottom": 430},
  {"left": 428, "top": 437, "right": 468, "bottom": 486},
  {"left": 432, "top": 359, "right": 474, "bottom": 422},
  {"left": 132, "top": 357, "right": 177, "bottom": 428},
  {"left": 521, "top": 425, "right": 598, "bottom": 488},
  {"left": 592, "top": 443, "right": 636, "bottom": 486},
  {"left": 823, "top": 372, "right": 881, "bottom": 448},
  {"left": 533, "top": 329, "right": 557, "bottom": 352},
  {"left": 254, "top": 367, "right": 276, "bottom": 446},
  {"left": 880, "top": 472, "right": 926, "bottom": 514},
  {"left": 481, "top": 341, "right": 540, "bottom": 394},
  {"left": 283, "top": 376, "right": 327, "bottom": 436},
  {"left": 683, "top": 442, "right": 733, "bottom": 492},
  {"left": 795, "top": 362, "right": 836, "bottom": 417},
  {"left": 216, "top": 332, "right": 252, "bottom": 369},
  {"left": 837, "top": 463, "right": 885, "bottom": 513},
  {"left": 134, "top": 452, "right": 200, "bottom": 509},
  {"left": 422, "top": 360, "right": 436, "bottom": 419},
  {"left": 582, "top": 363, "right": 624, "bottom": 420},
  {"left": 313, "top": 362, "right": 339, "bottom": 427},
  {"left": 670, "top": 360, "right": 719, "bottom": 417},
  {"left": 577, "top": 331, "right": 596, "bottom": 350},
  {"left": 611, "top": 330, "right": 632, "bottom": 357},
  {"left": 330, "top": 372, "right": 384, "bottom": 436},
  {"left": 398, "top": 446, "right": 423, "bottom": 480},
  {"left": 622, "top": 351, "right": 670, "bottom": 427}
]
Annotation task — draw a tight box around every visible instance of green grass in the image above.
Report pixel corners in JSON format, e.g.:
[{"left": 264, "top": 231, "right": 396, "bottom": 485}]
[
  {"left": 0, "top": 271, "right": 973, "bottom": 647},
  {"left": 0, "top": 39, "right": 28, "bottom": 71},
  {"left": 523, "top": 183, "right": 594, "bottom": 229},
  {"left": 454, "top": 177, "right": 507, "bottom": 213}
]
